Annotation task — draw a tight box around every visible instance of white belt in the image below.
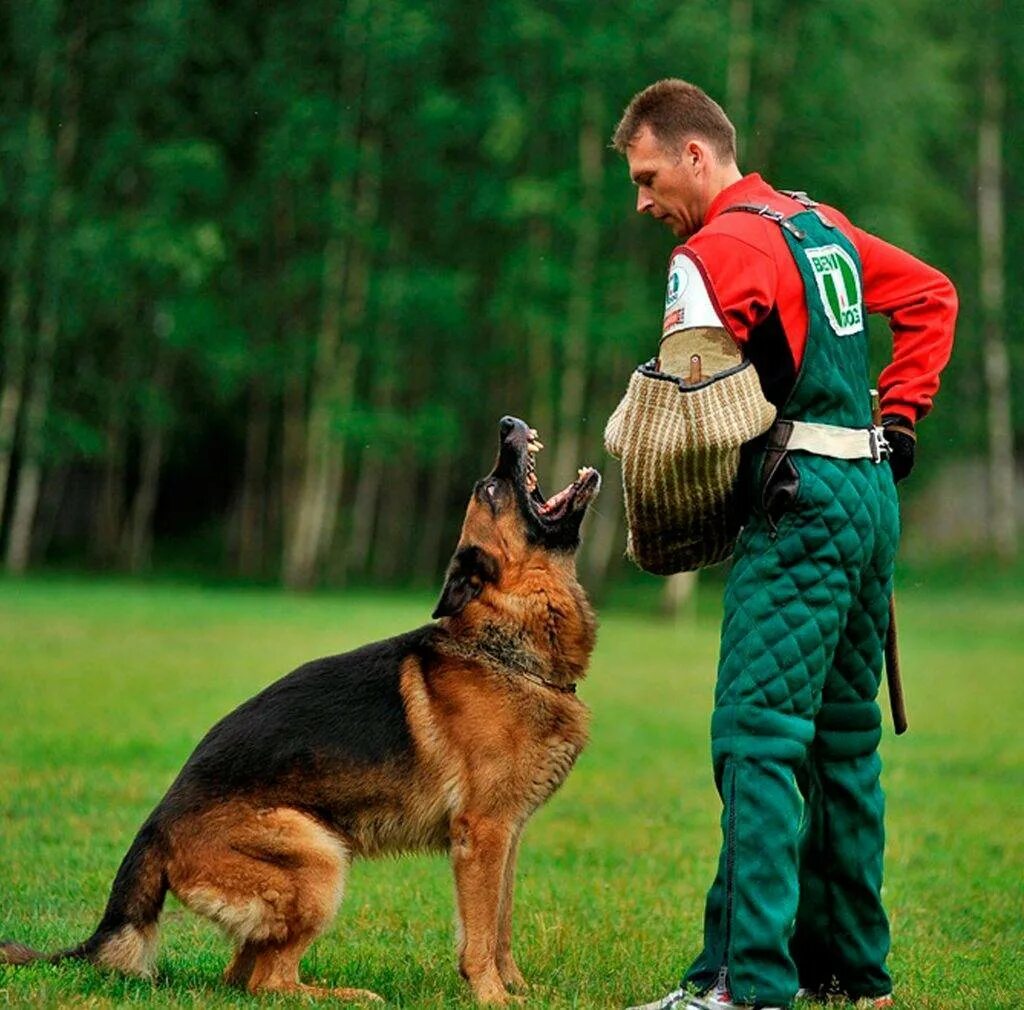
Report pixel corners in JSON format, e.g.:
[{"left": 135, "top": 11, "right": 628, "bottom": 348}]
[{"left": 773, "top": 420, "right": 890, "bottom": 462}]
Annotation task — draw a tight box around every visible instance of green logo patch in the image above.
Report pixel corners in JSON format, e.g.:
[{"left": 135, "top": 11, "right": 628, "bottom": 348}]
[{"left": 804, "top": 244, "right": 863, "bottom": 336}]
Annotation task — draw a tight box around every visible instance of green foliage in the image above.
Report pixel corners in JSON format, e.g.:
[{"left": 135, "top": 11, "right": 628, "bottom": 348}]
[{"left": 0, "top": 0, "right": 1015, "bottom": 583}]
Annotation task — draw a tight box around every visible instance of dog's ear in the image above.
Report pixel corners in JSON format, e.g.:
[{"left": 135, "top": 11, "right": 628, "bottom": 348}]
[{"left": 432, "top": 545, "right": 500, "bottom": 619}]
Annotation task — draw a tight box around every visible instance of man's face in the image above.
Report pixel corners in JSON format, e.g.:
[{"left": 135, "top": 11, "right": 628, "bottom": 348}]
[{"left": 626, "top": 125, "right": 707, "bottom": 241}]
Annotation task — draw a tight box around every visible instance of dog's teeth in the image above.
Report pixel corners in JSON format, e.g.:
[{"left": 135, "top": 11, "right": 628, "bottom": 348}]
[
  {"left": 528, "top": 428, "right": 538, "bottom": 440},
  {"left": 528, "top": 439, "right": 543, "bottom": 452}
]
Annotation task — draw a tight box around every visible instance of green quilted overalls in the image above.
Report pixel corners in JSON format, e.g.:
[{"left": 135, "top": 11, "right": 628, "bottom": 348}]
[{"left": 683, "top": 202, "right": 900, "bottom": 1008}]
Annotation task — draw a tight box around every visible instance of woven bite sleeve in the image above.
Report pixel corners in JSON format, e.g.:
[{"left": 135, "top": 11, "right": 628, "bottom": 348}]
[{"left": 604, "top": 360, "right": 776, "bottom": 574}]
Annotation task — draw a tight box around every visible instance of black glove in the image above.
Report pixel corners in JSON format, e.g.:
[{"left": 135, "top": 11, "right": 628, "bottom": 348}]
[{"left": 882, "top": 414, "right": 916, "bottom": 483}]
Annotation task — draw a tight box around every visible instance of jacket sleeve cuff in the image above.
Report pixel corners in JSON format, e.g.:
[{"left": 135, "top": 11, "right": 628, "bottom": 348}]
[{"left": 880, "top": 403, "right": 917, "bottom": 426}]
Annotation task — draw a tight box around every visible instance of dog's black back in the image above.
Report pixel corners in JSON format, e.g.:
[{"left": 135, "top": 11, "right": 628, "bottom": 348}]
[{"left": 160, "top": 626, "right": 439, "bottom": 817}]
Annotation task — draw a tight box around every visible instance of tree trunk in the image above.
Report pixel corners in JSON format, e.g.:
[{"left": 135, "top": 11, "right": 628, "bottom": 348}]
[
  {"left": 726, "top": 0, "right": 753, "bottom": 155},
  {"left": 237, "top": 375, "right": 270, "bottom": 577},
  {"left": 662, "top": 571, "right": 700, "bottom": 622},
  {"left": 31, "top": 464, "right": 67, "bottom": 562},
  {"left": 370, "top": 451, "right": 416, "bottom": 583},
  {"left": 282, "top": 3, "right": 378, "bottom": 588},
  {"left": 94, "top": 406, "right": 127, "bottom": 565},
  {"left": 342, "top": 449, "right": 383, "bottom": 579},
  {"left": 978, "top": 40, "right": 1017, "bottom": 560},
  {"left": 580, "top": 455, "right": 625, "bottom": 597},
  {"left": 552, "top": 85, "right": 603, "bottom": 489},
  {"left": 121, "top": 343, "right": 174, "bottom": 573},
  {"left": 525, "top": 220, "right": 555, "bottom": 440},
  {"left": 6, "top": 21, "right": 84, "bottom": 572},
  {"left": 414, "top": 453, "right": 454, "bottom": 584},
  {"left": 0, "top": 47, "right": 55, "bottom": 533},
  {"left": 748, "top": 5, "right": 801, "bottom": 172}
]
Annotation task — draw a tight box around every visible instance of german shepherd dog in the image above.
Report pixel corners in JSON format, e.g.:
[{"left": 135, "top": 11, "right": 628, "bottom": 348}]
[{"left": 0, "top": 417, "right": 600, "bottom": 1005}]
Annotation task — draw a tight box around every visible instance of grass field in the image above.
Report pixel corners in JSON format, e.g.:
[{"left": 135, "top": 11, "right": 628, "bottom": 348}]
[{"left": 0, "top": 574, "right": 1021, "bottom": 1009}]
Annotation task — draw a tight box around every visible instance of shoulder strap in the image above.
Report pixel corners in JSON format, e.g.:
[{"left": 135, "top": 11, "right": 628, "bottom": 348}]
[{"left": 718, "top": 203, "right": 807, "bottom": 241}]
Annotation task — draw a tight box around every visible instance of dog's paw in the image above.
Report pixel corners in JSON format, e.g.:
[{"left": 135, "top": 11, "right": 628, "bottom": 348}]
[
  {"left": 314, "top": 985, "right": 385, "bottom": 1003},
  {"left": 331, "top": 988, "right": 385, "bottom": 1004},
  {"left": 471, "top": 974, "right": 518, "bottom": 1005},
  {"left": 498, "top": 962, "right": 528, "bottom": 993},
  {"left": 478, "top": 992, "right": 524, "bottom": 1006}
]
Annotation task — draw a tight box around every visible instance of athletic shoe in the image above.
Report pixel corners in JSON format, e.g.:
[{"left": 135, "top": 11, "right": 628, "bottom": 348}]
[
  {"left": 624, "top": 982, "right": 792, "bottom": 1010},
  {"left": 686, "top": 986, "right": 783, "bottom": 1009},
  {"left": 624, "top": 988, "right": 691, "bottom": 1010},
  {"left": 793, "top": 990, "right": 893, "bottom": 1008}
]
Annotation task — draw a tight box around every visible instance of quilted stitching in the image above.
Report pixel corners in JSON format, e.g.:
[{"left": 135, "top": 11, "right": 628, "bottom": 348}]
[
  {"left": 715, "top": 456, "right": 897, "bottom": 728},
  {"left": 686, "top": 206, "right": 901, "bottom": 1008}
]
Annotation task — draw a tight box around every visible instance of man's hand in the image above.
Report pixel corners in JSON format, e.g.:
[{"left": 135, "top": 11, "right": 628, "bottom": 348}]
[{"left": 883, "top": 415, "right": 916, "bottom": 483}]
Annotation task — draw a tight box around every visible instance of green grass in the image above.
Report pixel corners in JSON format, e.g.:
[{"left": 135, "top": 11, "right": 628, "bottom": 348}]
[{"left": 0, "top": 574, "right": 1021, "bottom": 1009}]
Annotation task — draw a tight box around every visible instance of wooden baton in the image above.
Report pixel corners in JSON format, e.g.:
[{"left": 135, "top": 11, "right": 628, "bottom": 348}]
[
  {"left": 886, "top": 592, "right": 908, "bottom": 735},
  {"left": 872, "top": 389, "right": 908, "bottom": 735}
]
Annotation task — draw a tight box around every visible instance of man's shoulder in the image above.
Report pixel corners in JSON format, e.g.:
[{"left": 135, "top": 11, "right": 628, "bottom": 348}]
[
  {"left": 691, "top": 188, "right": 859, "bottom": 259},
  {"left": 683, "top": 211, "right": 779, "bottom": 266}
]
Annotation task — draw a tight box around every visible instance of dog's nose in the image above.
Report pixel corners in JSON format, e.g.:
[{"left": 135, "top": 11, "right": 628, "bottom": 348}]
[{"left": 499, "top": 416, "right": 527, "bottom": 443}]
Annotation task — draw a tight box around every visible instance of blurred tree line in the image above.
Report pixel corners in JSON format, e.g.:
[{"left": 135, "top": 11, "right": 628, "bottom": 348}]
[{"left": 0, "top": 0, "right": 1020, "bottom": 592}]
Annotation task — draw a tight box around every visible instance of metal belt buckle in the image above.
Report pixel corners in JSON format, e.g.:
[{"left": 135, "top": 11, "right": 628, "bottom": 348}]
[{"left": 869, "top": 426, "right": 890, "bottom": 464}]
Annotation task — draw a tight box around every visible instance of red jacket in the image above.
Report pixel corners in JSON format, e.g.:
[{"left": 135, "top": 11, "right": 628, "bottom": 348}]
[{"left": 664, "top": 174, "right": 957, "bottom": 424}]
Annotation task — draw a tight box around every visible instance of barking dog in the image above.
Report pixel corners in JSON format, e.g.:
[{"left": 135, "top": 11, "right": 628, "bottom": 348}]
[{"left": 0, "top": 416, "right": 600, "bottom": 1005}]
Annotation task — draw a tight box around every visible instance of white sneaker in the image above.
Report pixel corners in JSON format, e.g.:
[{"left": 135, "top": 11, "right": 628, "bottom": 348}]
[
  {"left": 624, "top": 988, "right": 692, "bottom": 1010},
  {"left": 686, "top": 987, "right": 783, "bottom": 1010},
  {"left": 793, "top": 989, "right": 893, "bottom": 1008},
  {"left": 624, "top": 983, "right": 787, "bottom": 1010}
]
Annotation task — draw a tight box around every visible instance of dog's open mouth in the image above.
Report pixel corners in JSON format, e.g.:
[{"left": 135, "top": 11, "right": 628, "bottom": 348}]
[
  {"left": 522, "top": 427, "right": 600, "bottom": 522},
  {"left": 491, "top": 415, "right": 598, "bottom": 528}
]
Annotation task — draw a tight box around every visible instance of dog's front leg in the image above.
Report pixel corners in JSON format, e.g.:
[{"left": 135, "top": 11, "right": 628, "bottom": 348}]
[
  {"left": 495, "top": 825, "right": 526, "bottom": 992},
  {"left": 451, "top": 813, "right": 517, "bottom": 1004}
]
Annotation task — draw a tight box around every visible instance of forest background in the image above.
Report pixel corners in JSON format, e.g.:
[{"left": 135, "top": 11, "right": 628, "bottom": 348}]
[{"left": 1, "top": 0, "right": 1021, "bottom": 595}]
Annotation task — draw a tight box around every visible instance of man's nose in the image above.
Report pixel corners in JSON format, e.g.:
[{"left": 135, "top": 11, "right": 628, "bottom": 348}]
[{"left": 635, "top": 188, "right": 654, "bottom": 214}]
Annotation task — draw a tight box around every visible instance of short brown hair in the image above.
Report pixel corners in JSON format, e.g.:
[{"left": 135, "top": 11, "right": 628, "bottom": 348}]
[{"left": 612, "top": 79, "right": 737, "bottom": 161}]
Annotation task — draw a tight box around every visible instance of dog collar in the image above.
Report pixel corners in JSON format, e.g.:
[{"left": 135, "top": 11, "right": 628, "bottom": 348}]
[
  {"left": 440, "top": 631, "right": 577, "bottom": 694},
  {"left": 517, "top": 670, "right": 577, "bottom": 694}
]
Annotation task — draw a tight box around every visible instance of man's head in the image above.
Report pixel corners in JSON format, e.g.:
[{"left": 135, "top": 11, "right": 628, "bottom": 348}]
[{"left": 613, "top": 79, "right": 740, "bottom": 240}]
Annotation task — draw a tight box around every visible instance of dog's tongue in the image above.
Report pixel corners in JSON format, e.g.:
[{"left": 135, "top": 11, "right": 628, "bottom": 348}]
[{"left": 538, "top": 484, "right": 575, "bottom": 518}]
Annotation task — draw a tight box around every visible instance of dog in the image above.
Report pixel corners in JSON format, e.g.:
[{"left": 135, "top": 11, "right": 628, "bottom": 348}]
[{"left": 0, "top": 416, "right": 600, "bottom": 1005}]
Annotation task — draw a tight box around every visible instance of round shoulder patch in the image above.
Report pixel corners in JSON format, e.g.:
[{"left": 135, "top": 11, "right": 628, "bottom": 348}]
[{"left": 662, "top": 252, "right": 726, "bottom": 339}]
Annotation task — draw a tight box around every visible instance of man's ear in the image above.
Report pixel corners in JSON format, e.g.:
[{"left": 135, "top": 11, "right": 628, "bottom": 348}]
[{"left": 432, "top": 545, "right": 500, "bottom": 619}]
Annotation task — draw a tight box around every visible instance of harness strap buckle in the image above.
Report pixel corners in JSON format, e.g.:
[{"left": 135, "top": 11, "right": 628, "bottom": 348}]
[
  {"left": 780, "top": 189, "right": 819, "bottom": 207},
  {"left": 719, "top": 202, "right": 808, "bottom": 241},
  {"left": 870, "top": 426, "right": 891, "bottom": 464}
]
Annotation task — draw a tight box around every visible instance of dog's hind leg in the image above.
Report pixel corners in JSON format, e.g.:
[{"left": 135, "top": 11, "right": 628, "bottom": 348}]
[
  {"left": 223, "top": 941, "right": 259, "bottom": 989},
  {"left": 242, "top": 929, "right": 382, "bottom": 1001},
  {"left": 166, "top": 804, "right": 380, "bottom": 1001}
]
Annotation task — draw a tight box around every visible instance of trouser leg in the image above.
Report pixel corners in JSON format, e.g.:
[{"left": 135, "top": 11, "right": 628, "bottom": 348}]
[
  {"left": 790, "top": 757, "right": 831, "bottom": 993},
  {"left": 791, "top": 543, "right": 896, "bottom": 997},
  {"left": 684, "top": 508, "right": 852, "bottom": 1008}
]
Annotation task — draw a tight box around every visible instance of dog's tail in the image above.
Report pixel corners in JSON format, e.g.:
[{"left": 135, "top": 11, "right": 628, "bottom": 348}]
[{"left": 0, "top": 816, "right": 168, "bottom": 978}]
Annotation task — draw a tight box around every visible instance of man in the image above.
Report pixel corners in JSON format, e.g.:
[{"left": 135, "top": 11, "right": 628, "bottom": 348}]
[{"left": 613, "top": 80, "right": 957, "bottom": 1010}]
